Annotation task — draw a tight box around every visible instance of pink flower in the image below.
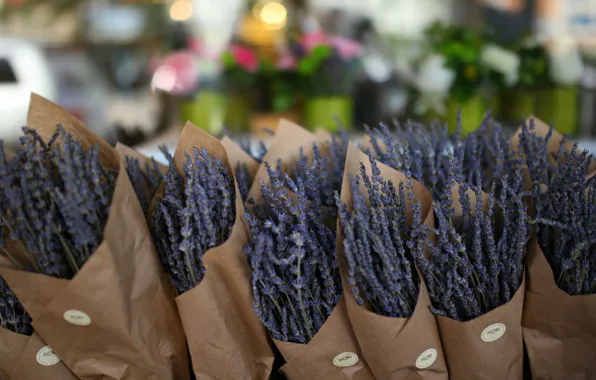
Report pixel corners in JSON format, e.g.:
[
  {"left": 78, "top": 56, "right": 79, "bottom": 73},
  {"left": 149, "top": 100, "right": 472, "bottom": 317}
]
[
  {"left": 229, "top": 44, "right": 259, "bottom": 72},
  {"left": 188, "top": 37, "right": 202, "bottom": 53},
  {"left": 301, "top": 31, "right": 328, "bottom": 52},
  {"left": 328, "top": 36, "right": 363, "bottom": 60},
  {"left": 277, "top": 51, "right": 296, "bottom": 70},
  {"left": 151, "top": 51, "right": 200, "bottom": 95}
]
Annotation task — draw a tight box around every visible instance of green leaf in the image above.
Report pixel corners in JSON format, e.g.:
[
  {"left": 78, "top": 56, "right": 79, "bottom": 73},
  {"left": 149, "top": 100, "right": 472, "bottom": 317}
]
[
  {"left": 222, "top": 52, "right": 236, "bottom": 69},
  {"left": 297, "top": 58, "right": 316, "bottom": 75},
  {"left": 273, "top": 91, "right": 293, "bottom": 112},
  {"left": 311, "top": 45, "right": 333, "bottom": 61}
]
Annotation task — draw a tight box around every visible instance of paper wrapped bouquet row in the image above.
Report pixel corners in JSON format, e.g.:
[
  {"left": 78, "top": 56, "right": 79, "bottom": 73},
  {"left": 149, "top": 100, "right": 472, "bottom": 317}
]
[{"left": 0, "top": 94, "right": 595, "bottom": 380}]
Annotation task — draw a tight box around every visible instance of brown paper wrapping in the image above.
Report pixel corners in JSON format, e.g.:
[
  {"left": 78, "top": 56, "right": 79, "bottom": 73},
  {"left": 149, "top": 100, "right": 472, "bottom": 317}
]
[
  {"left": 162, "top": 123, "right": 274, "bottom": 380},
  {"left": 221, "top": 137, "right": 260, "bottom": 179},
  {"left": 0, "top": 94, "right": 189, "bottom": 380},
  {"left": 274, "top": 297, "right": 373, "bottom": 380},
  {"left": 338, "top": 143, "right": 448, "bottom": 380},
  {"left": 248, "top": 121, "right": 374, "bottom": 379},
  {"left": 435, "top": 183, "right": 524, "bottom": 380},
  {"left": 0, "top": 329, "right": 78, "bottom": 380},
  {"left": 248, "top": 119, "right": 322, "bottom": 202},
  {"left": 0, "top": 236, "right": 77, "bottom": 380},
  {"left": 437, "top": 280, "right": 525, "bottom": 380},
  {"left": 522, "top": 239, "right": 596, "bottom": 379}
]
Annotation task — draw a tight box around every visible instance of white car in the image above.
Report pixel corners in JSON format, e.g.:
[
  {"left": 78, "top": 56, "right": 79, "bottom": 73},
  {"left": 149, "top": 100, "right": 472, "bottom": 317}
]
[{"left": 0, "top": 37, "right": 58, "bottom": 146}]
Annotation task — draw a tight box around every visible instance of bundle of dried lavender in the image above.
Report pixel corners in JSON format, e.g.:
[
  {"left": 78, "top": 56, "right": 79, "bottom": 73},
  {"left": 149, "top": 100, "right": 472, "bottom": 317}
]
[
  {"left": 291, "top": 130, "right": 349, "bottom": 208},
  {"left": 417, "top": 161, "right": 530, "bottom": 321},
  {"left": 244, "top": 161, "right": 340, "bottom": 344},
  {"left": 151, "top": 147, "right": 235, "bottom": 294},
  {"left": 235, "top": 162, "right": 253, "bottom": 202},
  {"left": 528, "top": 139, "right": 596, "bottom": 295},
  {"left": 366, "top": 115, "right": 513, "bottom": 196},
  {"left": 336, "top": 154, "right": 422, "bottom": 318},
  {"left": 0, "top": 275, "right": 32, "bottom": 335},
  {"left": 0, "top": 126, "right": 116, "bottom": 279},
  {"left": 124, "top": 150, "right": 165, "bottom": 216}
]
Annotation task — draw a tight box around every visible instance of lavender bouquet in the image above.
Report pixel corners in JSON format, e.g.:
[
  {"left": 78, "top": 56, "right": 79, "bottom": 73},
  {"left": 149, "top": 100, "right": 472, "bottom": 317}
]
[
  {"left": 245, "top": 161, "right": 340, "bottom": 344},
  {"left": 149, "top": 124, "right": 276, "bottom": 380},
  {"left": 533, "top": 145, "right": 596, "bottom": 295},
  {"left": 334, "top": 144, "right": 448, "bottom": 379},
  {"left": 151, "top": 147, "right": 235, "bottom": 294},
  {"left": 415, "top": 159, "right": 528, "bottom": 379},
  {"left": 516, "top": 118, "right": 596, "bottom": 379},
  {"left": 366, "top": 115, "right": 513, "bottom": 196},
  {"left": 515, "top": 118, "right": 596, "bottom": 295},
  {"left": 0, "top": 93, "right": 189, "bottom": 380},
  {"left": 244, "top": 154, "right": 374, "bottom": 378},
  {"left": 419, "top": 171, "right": 529, "bottom": 321},
  {"left": 0, "top": 126, "right": 115, "bottom": 279},
  {"left": 125, "top": 152, "right": 164, "bottom": 216},
  {"left": 336, "top": 157, "right": 421, "bottom": 318}
]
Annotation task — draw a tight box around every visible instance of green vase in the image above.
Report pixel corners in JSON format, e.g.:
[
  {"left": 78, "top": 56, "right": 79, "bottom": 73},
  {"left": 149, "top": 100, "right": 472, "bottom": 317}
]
[
  {"left": 447, "top": 94, "right": 487, "bottom": 135},
  {"left": 534, "top": 86, "right": 578, "bottom": 136},
  {"left": 180, "top": 91, "right": 227, "bottom": 135},
  {"left": 486, "top": 95, "right": 500, "bottom": 118},
  {"left": 501, "top": 89, "right": 536, "bottom": 124},
  {"left": 224, "top": 92, "right": 251, "bottom": 132},
  {"left": 305, "top": 97, "right": 352, "bottom": 132}
]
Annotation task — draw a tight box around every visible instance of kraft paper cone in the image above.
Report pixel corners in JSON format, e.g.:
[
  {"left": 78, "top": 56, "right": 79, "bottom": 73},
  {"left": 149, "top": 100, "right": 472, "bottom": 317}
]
[
  {"left": 522, "top": 239, "right": 596, "bottom": 379},
  {"left": 0, "top": 330, "right": 77, "bottom": 380},
  {"left": 164, "top": 123, "right": 274, "bottom": 380},
  {"left": 27, "top": 93, "right": 118, "bottom": 169},
  {"left": 435, "top": 183, "right": 524, "bottom": 380},
  {"left": 248, "top": 119, "right": 322, "bottom": 203},
  {"left": 337, "top": 143, "right": 448, "bottom": 380},
  {"left": 274, "top": 297, "right": 374, "bottom": 380},
  {"left": 221, "top": 137, "right": 260, "bottom": 179},
  {"left": 513, "top": 115, "right": 596, "bottom": 378},
  {"left": 436, "top": 278, "right": 525, "bottom": 380},
  {"left": 246, "top": 123, "right": 373, "bottom": 378},
  {"left": 0, "top": 94, "right": 189, "bottom": 380}
]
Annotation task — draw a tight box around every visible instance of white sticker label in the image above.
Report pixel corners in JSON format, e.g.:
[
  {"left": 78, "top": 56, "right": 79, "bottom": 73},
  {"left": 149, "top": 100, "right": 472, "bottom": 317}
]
[
  {"left": 415, "top": 348, "right": 438, "bottom": 369},
  {"left": 481, "top": 323, "right": 506, "bottom": 342},
  {"left": 63, "top": 310, "right": 91, "bottom": 326},
  {"left": 333, "top": 352, "right": 359, "bottom": 367},
  {"left": 36, "top": 346, "right": 60, "bottom": 366}
]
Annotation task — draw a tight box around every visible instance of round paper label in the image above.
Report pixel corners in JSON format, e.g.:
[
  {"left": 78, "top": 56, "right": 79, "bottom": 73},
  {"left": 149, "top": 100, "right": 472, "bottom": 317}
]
[
  {"left": 36, "top": 346, "right": 60, "bottom": 366},
  {"left": 333, "top": 352, "right": 359, "bottom": 367},
  {"left": 63, "top": 310, "right": 91, "bottom": 326},
  {"left": 415, "top": 348, "right": 438, "bottom": 369},
  {"left": 481, "top": 323, "right": 506, "bottom": 342}
]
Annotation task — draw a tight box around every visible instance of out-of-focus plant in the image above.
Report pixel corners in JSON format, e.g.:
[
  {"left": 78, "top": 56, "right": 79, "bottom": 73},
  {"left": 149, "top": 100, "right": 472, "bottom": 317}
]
[{"left": 295, "top": 31, "right": 364, "bottom": 97}]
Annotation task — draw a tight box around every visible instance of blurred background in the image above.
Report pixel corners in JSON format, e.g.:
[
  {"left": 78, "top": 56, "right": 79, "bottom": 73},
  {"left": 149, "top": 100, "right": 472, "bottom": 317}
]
[{"left": 2, "top": 0, "right": 596, "bottom": 154}]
